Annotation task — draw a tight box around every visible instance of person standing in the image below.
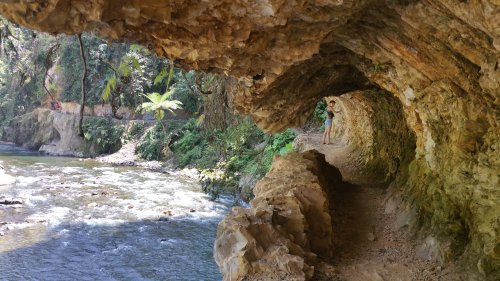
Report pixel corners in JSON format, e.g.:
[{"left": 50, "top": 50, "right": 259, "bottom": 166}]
[{"left": 323, "top": 100, "right": 336, "bottom": 144}]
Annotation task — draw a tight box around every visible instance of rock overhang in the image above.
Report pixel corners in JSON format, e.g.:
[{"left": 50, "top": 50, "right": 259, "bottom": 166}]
[
  {"left": 1, "top": 1, "right": 497, "bottom": 133},
  {"left": 1, "top": 0, "right": 499, "bottom": 277}
]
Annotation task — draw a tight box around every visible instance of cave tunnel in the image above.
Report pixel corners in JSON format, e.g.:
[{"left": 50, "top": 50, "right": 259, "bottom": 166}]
[
  {"left": 294, "top": 89, "right": 416, "bottom": 186},
  {"left": 1, "top": 1, "right": 497, "bottom": 280}
]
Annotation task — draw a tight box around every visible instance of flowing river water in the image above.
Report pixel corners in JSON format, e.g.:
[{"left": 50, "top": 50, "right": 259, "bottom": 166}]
[{"left": 0, "top": 143, "right": 231, "bottom": 281}]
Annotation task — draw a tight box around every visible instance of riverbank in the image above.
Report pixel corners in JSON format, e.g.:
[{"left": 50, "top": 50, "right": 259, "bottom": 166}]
[
  {"left": 95, "top": 139, "right": 201, "bottom": 180},
  {"left": 1, "top": 107, "right": 297, "bottom": 203}
]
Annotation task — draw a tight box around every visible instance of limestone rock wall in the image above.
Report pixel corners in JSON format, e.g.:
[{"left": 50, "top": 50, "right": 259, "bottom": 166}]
[
  {"left": 329, "top": 90, "right": 415, "bottom": 184},
  {"left": 2, "top": 108, "right": 60, "bottom": 150},
  {"left": 214, "top": 150, "right": 340, "bottom": 281},
  {"left": 38, "top": 110, "right": 86, "bottom": 157},
  {"left": 1, "top": 0, "right": 498, "bottom": 277},
  {"left": 3, "top": 108, "right": 104, "bottom": 157}
]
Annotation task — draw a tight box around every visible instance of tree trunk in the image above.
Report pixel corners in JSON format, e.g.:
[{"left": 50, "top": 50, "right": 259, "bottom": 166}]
[
  {"left": 77, "top": 34, "right": 87, "bottom": 137},
  {"left": 43, "top": 44, "right": 59, "bottom": 102}
]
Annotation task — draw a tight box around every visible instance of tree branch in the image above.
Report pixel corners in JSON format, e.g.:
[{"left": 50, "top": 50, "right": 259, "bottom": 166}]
[{"left": 77, "top": 34, "right": 88, "bottom": 137}]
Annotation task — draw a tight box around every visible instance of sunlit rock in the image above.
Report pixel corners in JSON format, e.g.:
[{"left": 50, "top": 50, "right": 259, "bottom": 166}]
[
  {"left": 0, "top": 0, "right": 498, "bottom": 277},
  {"left": 214, "top": 150, "right": 339, "bottom": 280}
]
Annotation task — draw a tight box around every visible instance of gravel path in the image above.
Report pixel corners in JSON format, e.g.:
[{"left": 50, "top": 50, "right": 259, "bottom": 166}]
[{"left": 295, "top": 133, "right": 465, "bottom": 281}]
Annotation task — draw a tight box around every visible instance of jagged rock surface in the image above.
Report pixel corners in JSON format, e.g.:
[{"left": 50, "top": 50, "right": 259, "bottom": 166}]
[
  {"left": 214, "top": 150, "right": 340, "bottom": 281},
  {"left": 1, "top": 0, "right": 498, "bottom": 277},
  {"left": 3, "top": 108, "right": 63, "bottom": 151},
  {"left": 3, "top": 108, "right": 104, "bottom": 157}
]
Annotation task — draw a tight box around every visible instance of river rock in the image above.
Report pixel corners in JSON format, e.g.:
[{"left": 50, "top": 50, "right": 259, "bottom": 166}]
[{"left": 0, "top": 199, "right": 22, "bottom": 205}]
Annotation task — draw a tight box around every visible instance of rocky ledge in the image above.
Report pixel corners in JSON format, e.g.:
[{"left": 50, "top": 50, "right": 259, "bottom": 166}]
[{"left": 214, "top": 150, "right": 343, "bottom": 281}]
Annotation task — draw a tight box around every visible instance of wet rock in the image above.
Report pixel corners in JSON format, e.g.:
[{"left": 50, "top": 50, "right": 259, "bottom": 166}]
[
  {"left": 0, "top": 199, "right": 22, "bottom": 205},
  {"left": 189, "top": 209, "right": 196, "bottom": 213},
  {"left": 238, "top": 174, "right": 258, "bottom": 201},
  {"left": 158, "top": 217, "right": 169, "bottom": 222},
  {"left": 24, "top": 218, "right": 48, "bottom": 224}
]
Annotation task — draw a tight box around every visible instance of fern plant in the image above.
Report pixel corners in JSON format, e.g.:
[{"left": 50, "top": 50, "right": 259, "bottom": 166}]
[{"left": 140, "top": 90, "right": 182, "bottom": 122}]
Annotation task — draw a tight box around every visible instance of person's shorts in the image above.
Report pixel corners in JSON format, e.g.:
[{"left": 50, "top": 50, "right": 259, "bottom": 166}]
[{"left": 325, "top": 118, "right": 333, "bottom": 127}]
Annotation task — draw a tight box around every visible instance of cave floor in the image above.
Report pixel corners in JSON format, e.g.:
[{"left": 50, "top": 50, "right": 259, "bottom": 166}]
[{"left": 298, "top": 134, "right": 463, "bottom": 281}]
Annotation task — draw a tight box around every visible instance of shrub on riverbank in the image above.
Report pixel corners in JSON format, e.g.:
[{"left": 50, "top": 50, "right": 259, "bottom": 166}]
[
  {"left": 167, "top": 118, "right": 296, "bottom": 200},
  {"left": 125, "top": 122, "right": 145, "bottom": 141},
  {"left": 136, "top": 122, "right": 169, "bottom": 160},
  {"left": 82, "top": 117, "right": 124, "bottom": 155}
]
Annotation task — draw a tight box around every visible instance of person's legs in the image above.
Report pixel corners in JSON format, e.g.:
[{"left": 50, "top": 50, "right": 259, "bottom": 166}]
[
  {"left": 328, "top": 119, "right": 335, "bottom": 144},
  {"left": 326, "top": 125, "right": 332, "bottom": 144},
  {"left": 324, "top": 119, "right": 332, "bottom": 144}
]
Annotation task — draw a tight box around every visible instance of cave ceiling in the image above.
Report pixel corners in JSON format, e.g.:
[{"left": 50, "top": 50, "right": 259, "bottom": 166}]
[{"left": 0, "top": 0, "right": 498, "bottom": 131}]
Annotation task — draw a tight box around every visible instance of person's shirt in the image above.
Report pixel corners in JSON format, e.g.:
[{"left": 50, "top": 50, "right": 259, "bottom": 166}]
[{"left": 327, "top": 110, "right": 334, "bottom": 119}]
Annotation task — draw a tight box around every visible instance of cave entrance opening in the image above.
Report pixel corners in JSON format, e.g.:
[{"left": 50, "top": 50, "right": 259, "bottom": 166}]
[
  {"left": 297, "top": 88, "right": 415, "bottom": 186},
  {"left": 298, "top": 90, "right": 423, "bottom": 280}
]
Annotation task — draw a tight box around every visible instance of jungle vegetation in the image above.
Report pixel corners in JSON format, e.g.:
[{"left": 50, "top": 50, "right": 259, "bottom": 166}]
[{"left": 0, "top": 18, "right": 298, "bottom": 201}]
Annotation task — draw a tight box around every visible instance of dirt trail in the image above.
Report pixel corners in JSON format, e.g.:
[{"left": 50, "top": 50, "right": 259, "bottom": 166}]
[{"left": 296, "top": 134, "right": 461, "bottom": 281}]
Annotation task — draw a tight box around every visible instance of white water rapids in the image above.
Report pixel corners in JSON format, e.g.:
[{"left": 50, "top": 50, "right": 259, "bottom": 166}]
[{"left": 0, "top": 143, "right": 231, "bottom": 281}]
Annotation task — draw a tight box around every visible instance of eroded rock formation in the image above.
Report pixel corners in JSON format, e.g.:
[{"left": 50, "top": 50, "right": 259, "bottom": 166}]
[
  {"left": 214, "top": 150, "right": 340, "bottom": 281},
  {"left": 1, "top": 0, "right": 498, "bottom": 277},
  {"left": 2, "top": 108, "right": 114, "bottom": 157},
  {"left": 3, "top": 108, "right": 62, "bottom": 150},
  {"left": 295, "top": 90, "right": 415, "bottom": 185}
]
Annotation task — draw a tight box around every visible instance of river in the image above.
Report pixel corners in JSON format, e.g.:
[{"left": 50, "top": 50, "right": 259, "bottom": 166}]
[{"left": 0, "top": 143, "right": 231, "bottom": 281}]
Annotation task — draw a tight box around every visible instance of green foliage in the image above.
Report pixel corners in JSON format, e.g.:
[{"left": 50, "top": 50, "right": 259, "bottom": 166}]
[
  {"left": 136, "top": 122, "right": 169, "bottom": 160},
  {"left": 168, "top": 117, "right": 296, "bottom": 200},
  {"left": 171, "top": 119, "right": 215, "bottom": 168},
  {"left": 82, "top": 117, "right": 124, "bottom": 155},
  {"left": 154, "top": 67, "right": 169, "bottom": 85},
  {"left": 314, "top": 99, "right": 327, "bottom": 122},
  {"left": 314, "top": 99, "right": 327, "bottom": 132},
  {"left": 102, "top": 76, "right": 116, "bottom": 102},
  {"left": 140, "top": 90, "right": 182, "bottom": 121},
  {"left": 170, "top": 71, "right": 201, "bottom": 114},
  {"left": 125, "top": 122, "right": 145, "bottom": 141},
  {"left": 279, "top": 143, "right": 295, "bottom": 156},
  {"left": 267, "top": 128, "right": 296, "bottom": 153},
  {"left": 0, "top": 22, "right": 54, "bottom": 127}
]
